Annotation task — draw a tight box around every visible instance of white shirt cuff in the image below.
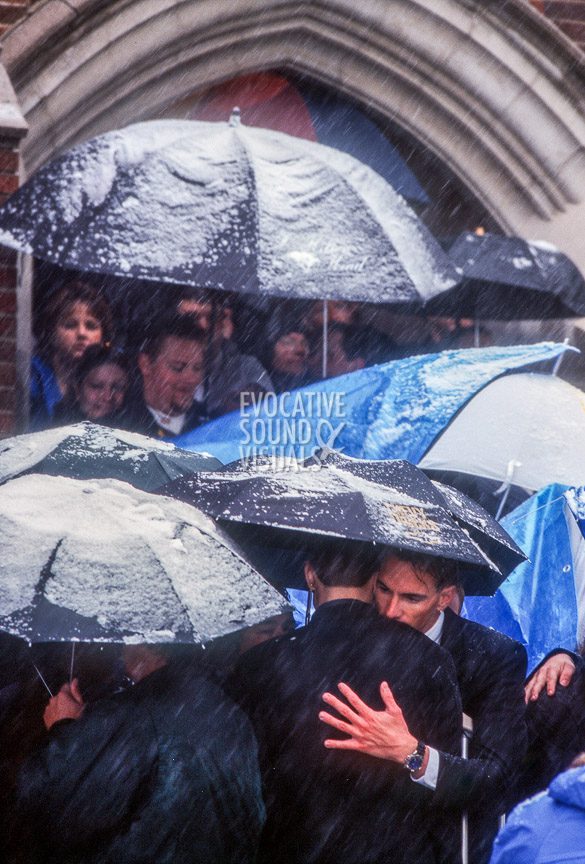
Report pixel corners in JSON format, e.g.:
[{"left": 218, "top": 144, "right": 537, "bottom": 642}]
[{"left": 411, "top": 746, "right": 439, "bottom": 790}]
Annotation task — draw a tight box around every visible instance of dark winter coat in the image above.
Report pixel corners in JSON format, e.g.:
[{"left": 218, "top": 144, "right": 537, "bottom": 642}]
[
  {"left": 14, "top": 663, "right": 265, "bottom": 864},
  {"left": 122, "top": 390, "right": 207, "bottom": 439},
  {"left": 490, "top": 764, "right": 585, "bottom": 864},
  {"left": 436, "top": 608, "right": 528, "bottom": 864},
  {"left": 513, "top": 652, "right": 585, "bottom": 804},
  {"left": 229, "top": 599, "right": 463, "bottom": 864}
]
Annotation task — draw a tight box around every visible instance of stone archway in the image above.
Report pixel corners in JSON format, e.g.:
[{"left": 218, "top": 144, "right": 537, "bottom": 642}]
[
  {"left": 3, "top": 0, "right": 585, "bottom": 431},
  {"left": 3, "top": 0, "right": 585, "bottom": 262}
]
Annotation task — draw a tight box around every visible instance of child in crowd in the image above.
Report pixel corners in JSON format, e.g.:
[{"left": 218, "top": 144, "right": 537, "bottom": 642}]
[
  {"left": 52, "top": 345, "right": 129, "bottom": 427},
  {"left": 30, "top": 281, "right": 113, "bottom": 429}
]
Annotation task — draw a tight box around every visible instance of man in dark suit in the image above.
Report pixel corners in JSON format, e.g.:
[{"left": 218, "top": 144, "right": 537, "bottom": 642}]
[
  {"left": 229, "top": 543, "right": 463, "bottom": 864},
  {"left": 320, "top": 550, "right": 527, "bottom": 864}
]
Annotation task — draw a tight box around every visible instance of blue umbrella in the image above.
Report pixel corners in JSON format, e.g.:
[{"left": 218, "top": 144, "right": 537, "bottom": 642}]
[
  {"left": 464, "top": 484, "right": 578, "bottom": 672},
  {"left": 174, "top": 342, "right": 569, "bottom": 463}
]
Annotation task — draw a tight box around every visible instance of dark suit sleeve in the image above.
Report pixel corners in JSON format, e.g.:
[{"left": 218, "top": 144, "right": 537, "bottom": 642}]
[
  {"left": 434, "top": 636, "right": 527, "bottom": 812},
  {"left": 15, "top": 698, "right": 158, "bottom": 850}
]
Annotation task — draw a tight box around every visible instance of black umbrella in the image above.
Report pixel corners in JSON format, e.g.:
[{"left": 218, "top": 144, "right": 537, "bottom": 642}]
[
  {"left": 0, "top": 422, "right": 222, "bottom": 491},
  {"left": 165, "top": 451, "right": 524, "bottom": 594},
  {"left": 0, "top": 473, "right": 288, "bottom": 644},
  {"left": 0, "top": 116, "right": 458, "bottom": 306},
  {"left": 427, "top": 231, "right": 585, "bottom": 319}
]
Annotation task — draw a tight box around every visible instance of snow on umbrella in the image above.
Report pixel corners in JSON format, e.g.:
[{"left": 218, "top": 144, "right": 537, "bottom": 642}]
[
  {"left": 419, "top": 373, "right": 585, "bottom": 495},
  {"left": 0, "top": 474, "right": 287, "bottom": 644},
  {"left": 0, "top": 422, "right": 222, "bottom": 491},
  {"left": 307, "top": 449, "right": 526, "bottom": 591},
  {"left": 427, "top": 231, "right": 585, "bottom": 319},
  {"left": 164, "top": 454, "right": 515, "bottom": 594},
  {"left": 0, "top": 117, "right": 457, "bottom": 304},
  {"left": 190, "top": 72, "right": 429, "bottom": 204}
]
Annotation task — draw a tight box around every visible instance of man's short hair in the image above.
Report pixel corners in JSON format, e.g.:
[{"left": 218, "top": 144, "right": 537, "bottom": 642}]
[
  {"left": 387, "top": 549, "right": 461, "bottom": 591},
  {"left": 307, "top": 541, "right": 385, "bottom": 587},
  {"left": 140, "top": 313, "right": 207, "bottom": 359}
]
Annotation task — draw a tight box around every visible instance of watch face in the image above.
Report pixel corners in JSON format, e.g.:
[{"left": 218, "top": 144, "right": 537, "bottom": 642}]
[
  {"left": 405, "top": 742, "right": 425, "bottom": 772},
  {"left": 405, "top": 753, "right": 424, "bottom": 772}
]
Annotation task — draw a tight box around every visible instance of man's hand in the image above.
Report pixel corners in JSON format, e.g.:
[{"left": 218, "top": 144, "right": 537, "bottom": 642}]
[
  {"left": 524, "top": 653, "right": 576, "bottom": 703},
  {"left": 43, "top": 678, "right": 85, "bottom": 730},
  {"left": 319, "top": 681, "right": 418, "bottom": 765}
]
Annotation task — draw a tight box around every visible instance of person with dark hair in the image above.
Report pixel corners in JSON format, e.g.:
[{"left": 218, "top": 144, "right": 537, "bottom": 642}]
[
  {"left": 262, "top": 313, "right": 311, "bottom": 393},
  {"left": 229, "top": 540, "right": 462, "bottom": 864},
  {"left": 30, "top": 281, "right": 113, "bottom": 430},
  {"left": 52, "top": 345, "right": 129, "bottom": 426},
  {"left": 174, "top": 287, "right": 273, "bottom": 417},
  {"left": 510, "top": 646, "right": 585, "bottom": 806},
  {"left": 307, "top": 323, "right": 369, "bottom": 380},
  {"left": 319, "top": 549, "right": 527, "bottom": 864},
  {"left": 124, "top": 313, "right": 207, "bottom": 438},
  {"left": 12, "top": 643, "right": 265, "bottom": 864}
]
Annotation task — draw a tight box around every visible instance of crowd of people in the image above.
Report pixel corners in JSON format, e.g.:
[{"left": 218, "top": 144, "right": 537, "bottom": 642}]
[
  {"left": 17, "top": 275, "right": 584, "bottom": 863},
  {"left": 28, "top": 277, "right": 487, "bottom": 437},
  {"left": 0, "top": 540, "right": 583, "bottom": 863}
]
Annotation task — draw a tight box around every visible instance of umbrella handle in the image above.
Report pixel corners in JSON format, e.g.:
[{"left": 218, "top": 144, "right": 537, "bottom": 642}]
[
  {"left": 551, "top": 338, "right": 570, "bottom": 376},
  {"left": 69, "top": 641, "right": 76, "bottom": 684}
]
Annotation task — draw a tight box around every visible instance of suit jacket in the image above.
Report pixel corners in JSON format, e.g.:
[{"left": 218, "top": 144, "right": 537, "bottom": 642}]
[
  {"left": 123, "top": 390, "right": 207, "bottom": 440},
  {"left": 229, "top": 599, "right": 463, "bottom": 864},
  {"left": 436, "top": 608, "right": 528, "bottom": 864}
]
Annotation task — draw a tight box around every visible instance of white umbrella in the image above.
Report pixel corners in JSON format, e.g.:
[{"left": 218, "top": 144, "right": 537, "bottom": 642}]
[
  {"left": 419, "top": 373, "right": 585, "bottom": 493},
  {"left": 0, "top": 473, "right": 287, "bottom": 644}
]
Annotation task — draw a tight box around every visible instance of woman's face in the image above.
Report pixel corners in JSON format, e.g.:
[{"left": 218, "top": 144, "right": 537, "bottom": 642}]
[
  {"left": 272, "top": 331, "right": 309, "bottom": 376},
  {"left": 53, "top": 301, "right": 103, "bottom": 362},
  {"left": 77, "top": 363, "right": 128, "bottom": 420}
]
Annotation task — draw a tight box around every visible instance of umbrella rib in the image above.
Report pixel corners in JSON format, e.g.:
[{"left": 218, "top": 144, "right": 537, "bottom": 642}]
[
  {"left": 33, "top": 538, "right": 64, "bottom": 600},
  {"left": 230, "top": 129, "right": 261, "bottom": 293}
]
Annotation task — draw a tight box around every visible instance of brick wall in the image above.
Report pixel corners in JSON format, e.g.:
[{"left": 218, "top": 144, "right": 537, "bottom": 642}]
[
  {"left": 530, "top": 0, "right": 585, "bottom": 51},
  {"left": 0, "top": 137, "right": 19, "bottom": 433},
  {"left": 0, "top": 0, "right": 31, "bottom": 37}
]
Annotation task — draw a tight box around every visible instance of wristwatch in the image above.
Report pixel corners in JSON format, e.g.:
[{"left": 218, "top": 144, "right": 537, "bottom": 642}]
[{"left": 404, "top": 741, "right": 426, "bottom": 774}]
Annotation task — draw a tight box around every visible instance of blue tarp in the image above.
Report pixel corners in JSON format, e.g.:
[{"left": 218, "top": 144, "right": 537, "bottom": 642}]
[
  {"left": 464, "top": 484, "right": 578, "bottom": 672},
  {"left": 175, "top": 342, "right": 569, "bottom": 464}
]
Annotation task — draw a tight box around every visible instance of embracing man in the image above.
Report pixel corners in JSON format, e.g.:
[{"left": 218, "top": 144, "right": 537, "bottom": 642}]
[
  {"left": 319, "top": 550, "right": 528, "bottom": 864},
  {"left": 229, "top": 541, "right": 463, "bottom": 864}
]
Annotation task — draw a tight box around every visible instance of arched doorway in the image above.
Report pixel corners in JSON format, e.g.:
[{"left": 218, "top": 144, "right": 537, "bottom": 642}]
[{"left": 2, "top": 0, "right": 585, "bottom": 429}]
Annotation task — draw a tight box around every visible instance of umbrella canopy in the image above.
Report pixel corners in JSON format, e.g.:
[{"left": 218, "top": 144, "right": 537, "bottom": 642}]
[
  {"left": 464, "top": 484, "right": 578, "bottom": 672},
  {"left": 419, "top": 373, "right": 585, "bottom": 493},
  {"left": 0, "top": 422, "right": 222, "bottom": 491},
  {"left": 0, "top": 117, "right": 457, "bottom": 304},
  {"left": 165, "top": 453, "right": 521, "bottom": 594},
  {"left": 308, "top": 450, "right": 525, "bottom": 590},
  {"left": 174, "top": 341, "right": 571, "bottom": 464},
  {"left": 427, "top": 231, "right": 585, "bottom": 319},
  {"left": 190, "top": 72, "right": 429, "bottom": 203},
  {"left": 0, "top": 474, "right": 287, "bottom": 644}
]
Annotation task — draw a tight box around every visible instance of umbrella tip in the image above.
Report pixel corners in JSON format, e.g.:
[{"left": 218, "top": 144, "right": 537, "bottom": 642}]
[{"left": 229, "top": 106, "right": 241, "bottom": 127}]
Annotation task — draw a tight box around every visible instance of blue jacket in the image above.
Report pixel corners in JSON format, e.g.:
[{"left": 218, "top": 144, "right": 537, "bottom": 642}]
[{"left": 490, "top": 765, "right": 585, "bottom": 863}]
